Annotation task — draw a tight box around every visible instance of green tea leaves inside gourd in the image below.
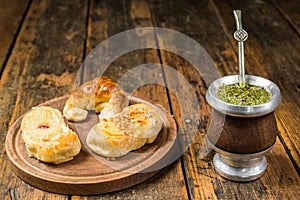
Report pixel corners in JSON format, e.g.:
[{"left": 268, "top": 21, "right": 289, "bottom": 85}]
[{"left": 217, "top": 83, "right": 271, "bottom": 106}]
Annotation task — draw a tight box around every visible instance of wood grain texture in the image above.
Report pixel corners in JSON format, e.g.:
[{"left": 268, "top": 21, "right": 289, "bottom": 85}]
[
  {"left": 75, "top": 0, "right": 189, "bottom": 199},
  {"left": 271, "top": 0, "right": 300, "bottom": 34},
  {"left": 0, "top": 0, "right": 30, "bottom": 74},
  {"left": 0, "top": 0, "right": 87, "bottom": 199},
  {"left": 150, "top": 0, "right": 228, "bottom": 199},
  {"left": 207, "top": 110, "right": 277, "bottom": 154},
  {"left": 151, "top": 0, "right": 300, "bottom": 199},
  {"left": 0, "top": 0, "right": 299, "bottom": 199}
]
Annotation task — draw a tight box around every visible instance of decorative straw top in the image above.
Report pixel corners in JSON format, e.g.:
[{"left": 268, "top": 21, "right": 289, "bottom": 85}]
[{"left": 233, "top": 10, "right": 248, "bottom": 88}]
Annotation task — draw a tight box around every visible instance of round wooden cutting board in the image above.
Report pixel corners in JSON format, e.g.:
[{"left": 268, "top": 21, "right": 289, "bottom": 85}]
[{"left": 5, "top": 96, "right": 177, "bottom": 195}]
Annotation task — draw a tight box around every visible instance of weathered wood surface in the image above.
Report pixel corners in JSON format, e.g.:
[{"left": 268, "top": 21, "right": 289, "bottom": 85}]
[
  {"left": 79, "top": 0, "right": 188, "bottom": 199},
  {"left": 0, "top": 0, "right": 87, "bottom": 199},
  {"left": 0, "top": 0, "right": 299, "bottom": 199},
  {"left": 271, "top": 0, "right": 300, "bottom": 35},
  {"left": 150, "top": 0, "right": 300, "bottom": 199},
  {"left": 207, "top": 111, "right": 277, "bottom": 154},
  {"left": 0, "top": 0, "right": 30, "bottom": 74}
]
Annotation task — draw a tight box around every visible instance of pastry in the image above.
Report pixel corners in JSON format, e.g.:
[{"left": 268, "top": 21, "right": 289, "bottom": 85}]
[
  {"left": 63, "top": 75, "right": 165, "bottom": 157},
  {"left": 86, "top": 118, "right": 131, "bottom": 157},
  {"left": 114, "top": 104, "right": 165, "bottom": 143},
  {"left": 98, "top": 89, "right": 129, "bottom": 120},
  {"left": 86, "top": 103, "right": 165, "bottom": 157},
  {"left": 63, "top": 76, "right": 128, "bottom": 121},
  {"left": 21, "top": 106, "right": 81, "bottom": 164}
]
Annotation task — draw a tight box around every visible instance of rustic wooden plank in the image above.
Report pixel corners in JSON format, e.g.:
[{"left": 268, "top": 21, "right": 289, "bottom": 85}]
[
  {"left": 0, "top": 0, "right": 88, "bottom": 199},
  {"left": 271, "top": 0, "right": 300, "bottom": 34},
  {"left": 150, "top": 0, "right": 300, "bottom": 199},
  {"left": 149, "top": 0, "right": 234, "bottom": 199},
  {"left": 0, "top": 0, "right": 30, "bottom": 75},
  {"left": 70, "top": 0, "right": 188, "bottom": 199}
]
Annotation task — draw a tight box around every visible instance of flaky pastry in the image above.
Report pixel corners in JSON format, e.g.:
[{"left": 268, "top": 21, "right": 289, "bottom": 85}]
[
  {"left": 86, "top": 103, "right": 165, "bottom": 157},
  {"left": 63, "top": 76, "right": 128, "bottom": 121},
  {"left": 21, "top": 106, "right": 81, "bottom": 164},
  {"left": 63, "top": 75, "right": 165, "bottom": 158},
  {"left": 86, "top": 118, "right": 131, "bottom": 157}
]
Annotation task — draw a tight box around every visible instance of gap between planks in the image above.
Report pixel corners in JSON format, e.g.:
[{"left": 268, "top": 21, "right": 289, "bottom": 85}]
[
  {"left": 148, "top": 1, "right": 193, "bottom": 200},
  {"left": 0, "top": 0, "right": 33, "bottom": 80}
]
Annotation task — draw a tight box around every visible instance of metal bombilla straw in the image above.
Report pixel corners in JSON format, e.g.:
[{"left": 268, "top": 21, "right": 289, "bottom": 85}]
[{"left": 233, "top": 10, "right": 248, "bottom": 88}]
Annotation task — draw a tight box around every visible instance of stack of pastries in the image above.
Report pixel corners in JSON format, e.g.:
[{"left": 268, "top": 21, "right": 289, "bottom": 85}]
[
  {"left": 20, "top": 76, "right": 165, "bottom": 164},
  {"left": 87, "top": 103, "right": 165, "bottom": 157},
  {"left": 63, "top": 76, "right": 128, "bottom": 122}
]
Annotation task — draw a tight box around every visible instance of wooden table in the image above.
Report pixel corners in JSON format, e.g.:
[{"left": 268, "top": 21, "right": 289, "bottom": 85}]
[{"left": 1, "top": 0, "right": 299, "bottom": 199}]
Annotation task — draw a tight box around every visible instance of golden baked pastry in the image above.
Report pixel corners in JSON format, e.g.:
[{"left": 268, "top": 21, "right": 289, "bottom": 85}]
[
  {"left": 94, "top": 76, "right": 120, "bottom": 112},
  {"left": 115, "top": 104, "right": 165, "bottom": 141},
  {"left": 63, "top": 75, "right": 165, "bottom": 157},
  {"left": 86, "top": 118, "right": 131, "bottom": 157},
  {"left": 98, "top": 89, "right": 129, "bottom": 120},
  {"left": 86, "top": 103, "right": 165, "bottom": 157},
  {"left": 21, "top": 106, "right": 81, "bottom": 164},
  {"left": 63, "top": 76, "right": 128, "bottom": 121}
]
